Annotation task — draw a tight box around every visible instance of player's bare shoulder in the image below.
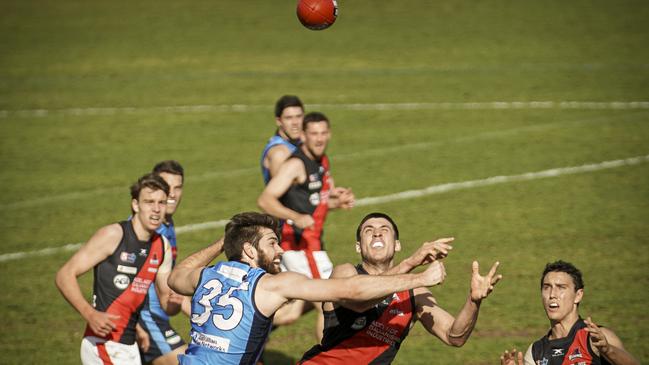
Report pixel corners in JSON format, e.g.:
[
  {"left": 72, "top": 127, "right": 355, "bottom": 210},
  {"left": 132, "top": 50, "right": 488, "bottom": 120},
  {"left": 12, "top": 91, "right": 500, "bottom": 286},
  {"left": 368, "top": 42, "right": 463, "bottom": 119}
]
[{"left": 330, "top": 263, "right": 359, "bottom": 279}]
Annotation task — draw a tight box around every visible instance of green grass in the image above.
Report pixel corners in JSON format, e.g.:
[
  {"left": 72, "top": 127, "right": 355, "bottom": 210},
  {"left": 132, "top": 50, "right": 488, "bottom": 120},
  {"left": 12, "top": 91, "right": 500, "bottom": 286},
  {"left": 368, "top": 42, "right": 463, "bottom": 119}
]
[{"left": 1, "top": 0, "right": 648, "bottom": 364}]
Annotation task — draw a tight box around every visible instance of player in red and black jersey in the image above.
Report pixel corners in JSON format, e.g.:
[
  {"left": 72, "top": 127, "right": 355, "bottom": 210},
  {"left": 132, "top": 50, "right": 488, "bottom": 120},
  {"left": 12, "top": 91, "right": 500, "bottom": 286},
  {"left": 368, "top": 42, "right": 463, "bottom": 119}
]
[
  {"left": 299, "top": 212, "right": 503, "bottom": 364},
  {"left": 56, "top": 173, "right": 182, "bottom": 365},
  {"left": 500, "top": 261, "right": 639, "bottom": 365},
  {"left": 258, "top": 111, "right": 354, "bottom": 341}
]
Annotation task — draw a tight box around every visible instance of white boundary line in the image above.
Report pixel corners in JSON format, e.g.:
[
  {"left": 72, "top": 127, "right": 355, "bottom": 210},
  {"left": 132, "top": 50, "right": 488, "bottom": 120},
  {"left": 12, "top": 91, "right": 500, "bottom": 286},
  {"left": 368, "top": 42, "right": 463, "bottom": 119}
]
[
  {"left": 1, "top": 101, "right": 648, "bottom": 119},
  {"left": 2, "top": 110, "right": 644, "bottom": 210},
  {"left": 1, "top": 154, "right": 647, "bottom": 263}
]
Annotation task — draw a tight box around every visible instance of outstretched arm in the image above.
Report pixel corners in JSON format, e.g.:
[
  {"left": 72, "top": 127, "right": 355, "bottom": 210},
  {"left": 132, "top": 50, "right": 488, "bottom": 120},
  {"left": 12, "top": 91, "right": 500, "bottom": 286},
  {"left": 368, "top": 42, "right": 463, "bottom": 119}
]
[
  {"left": 416, "top": 261, "right": 502, "bottom": 347},
  {"left": 168, "top": 237, "right": 224, "bottom": 296},
  {"left": 258, "top": 260, "right": 447, "bottom": 317},
  {"left": 585, "top": 317, "right": 640, "bottom": 365},
  {"left": 55, "top": 224, "right": 123, "bottom": 337}
]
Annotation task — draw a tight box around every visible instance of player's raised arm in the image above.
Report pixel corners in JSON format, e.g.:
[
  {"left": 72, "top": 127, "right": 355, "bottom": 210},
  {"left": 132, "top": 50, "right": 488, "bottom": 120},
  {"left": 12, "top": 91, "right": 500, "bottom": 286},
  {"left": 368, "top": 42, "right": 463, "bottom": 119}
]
[
  {"left": 55, "top": 223, "right": 123, "bottom": 337},
  {"left": 257, "top": 157, "right": 313, "bottom": 228},
  {"left": 415, "top": 261, "right": 502, "bottom": 347},
  {"left": 168, "top": 237, "right": 224, "bottom": 296},
  {"left": 584, "top": 317, "right": 640, "bottom": 365}
]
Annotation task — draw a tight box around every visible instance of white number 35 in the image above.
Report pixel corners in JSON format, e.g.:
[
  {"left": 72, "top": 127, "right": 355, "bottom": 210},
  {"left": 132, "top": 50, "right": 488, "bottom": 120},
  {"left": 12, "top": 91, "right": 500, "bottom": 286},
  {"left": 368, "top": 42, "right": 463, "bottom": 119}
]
[{"left": 191, "top": 279, "right": 247, "bottom": 331}]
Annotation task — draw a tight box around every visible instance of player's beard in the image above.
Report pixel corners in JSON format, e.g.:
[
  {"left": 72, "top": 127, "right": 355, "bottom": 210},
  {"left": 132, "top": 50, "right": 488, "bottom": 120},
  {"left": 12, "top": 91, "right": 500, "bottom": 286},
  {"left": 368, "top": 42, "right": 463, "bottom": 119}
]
[{"left": 258, "top": 251, "right": 281, "bottom": 274}]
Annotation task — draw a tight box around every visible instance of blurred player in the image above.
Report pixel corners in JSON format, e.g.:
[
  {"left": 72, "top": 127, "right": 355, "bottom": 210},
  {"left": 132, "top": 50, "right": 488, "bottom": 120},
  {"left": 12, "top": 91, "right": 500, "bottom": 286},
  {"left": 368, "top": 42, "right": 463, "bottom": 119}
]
[
  {"left": 299, "top": 212, "right": 502, "bottom": 364},
  {"left": 56, "top": 173, "right": 181, "bottom": 365},
  {"left": 500, "top": 260, "right": 639, "bottom": 365},
  {"left": 260, "top": 95, "right": 305, "bottom": 184},
  {"left": 167, "top": 211, "right": 447, "bottom": 365},
  {"left": 136, "top": 160, "right": 188, "bottom": 364},
  {"left": 257, "top": 111, "right": 355, "bottom": 340}
]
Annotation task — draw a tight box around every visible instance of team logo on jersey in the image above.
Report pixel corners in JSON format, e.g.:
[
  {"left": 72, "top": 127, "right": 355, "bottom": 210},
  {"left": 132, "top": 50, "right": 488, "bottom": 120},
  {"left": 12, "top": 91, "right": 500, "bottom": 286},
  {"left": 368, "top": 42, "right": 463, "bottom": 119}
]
[
  {"left": 568, "top": 347, "right": 583, "bottom": 360},
  {"left": 139, "top": 248, "right": 148, "bottom": 257},
  {"left": 309, "top": 192, "right": 320, "bottom": 206},
  {"left": 149, "top": 253, "right": 159, "bottom": 265},
  {"left": 319, "top": 166, "right": 325, "bottom": 174},
  {"left": 308, "top": 181, "right": 322, "bottom": 190},
  {"left": 551, "top": 348, "right": 564, "bottom": 357},
  {"left": 113, "top": 274, "right": 130, "bottom": 290},
  {"left": 351, "top": 316, "right": 367, "bottom": 330},
  {"left": 120, "top": 251, "right": 136, "bottom": 263},
  {"left": 389, "top": 308, "right": 405, "bottom": 316},
  {"left": 309, "top": 173, "right": 319, "bottom": 182},
  {"left": 537, "top": 359, "right": 548, "bottom": 365}
]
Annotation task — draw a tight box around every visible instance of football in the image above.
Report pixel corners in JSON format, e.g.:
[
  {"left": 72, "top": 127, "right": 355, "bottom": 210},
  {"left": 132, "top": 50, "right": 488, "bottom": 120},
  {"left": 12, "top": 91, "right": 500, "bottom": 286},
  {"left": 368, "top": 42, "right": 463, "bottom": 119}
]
[{"left": 296, "top": 0, "right": 338, "bottom": 30}]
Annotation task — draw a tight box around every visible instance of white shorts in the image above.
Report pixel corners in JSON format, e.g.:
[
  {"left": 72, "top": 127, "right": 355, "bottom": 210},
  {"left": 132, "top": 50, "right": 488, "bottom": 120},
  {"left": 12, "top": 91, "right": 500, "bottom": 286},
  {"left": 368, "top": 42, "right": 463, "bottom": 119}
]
[
  {"left": 80, "top": 336, "right": 141, "bottom": 365},
  {"left": 280, "top": 250, "right": 333, "bottom": 279}
]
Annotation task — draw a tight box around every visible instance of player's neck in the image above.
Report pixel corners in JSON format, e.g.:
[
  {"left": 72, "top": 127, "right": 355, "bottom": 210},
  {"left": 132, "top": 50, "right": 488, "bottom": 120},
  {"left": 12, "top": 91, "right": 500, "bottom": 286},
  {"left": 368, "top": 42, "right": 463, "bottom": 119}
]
[
  {"left": 131, "top": 218, "right": 153, "bottom": 241},
  {"left": 301, "top": 144, "right": 322, "bottom": 162},
  {"left": 361, "top": 260, "right": 392, "bottom": 275},
  {"left": 549, "top": 312, "right": 579, "bottom": 339}
]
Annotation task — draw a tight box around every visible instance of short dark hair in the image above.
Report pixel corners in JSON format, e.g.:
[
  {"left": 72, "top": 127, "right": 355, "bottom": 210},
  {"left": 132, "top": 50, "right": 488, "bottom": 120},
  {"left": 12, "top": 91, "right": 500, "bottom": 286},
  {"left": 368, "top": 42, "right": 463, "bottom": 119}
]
[
  {"left": 275, "top": 95, "right": 304, "bottom": 118},
  {"left": 224, "top": 212, "right": 281, "bottom": 261},
  {"left": 152, "top": 160, "right": 184, "bottom": 182},
  {"left": 303, "top": 111, "right": 330, "bottom": 131},
  {"left": 130, "top": 173, "right": 169, "bottom": 201},
  {"left": 356, "top": 212, "right": 399, "bottom": 242},
  {"left": 541, "top": 260, "right": 584, "bottom": 291}
]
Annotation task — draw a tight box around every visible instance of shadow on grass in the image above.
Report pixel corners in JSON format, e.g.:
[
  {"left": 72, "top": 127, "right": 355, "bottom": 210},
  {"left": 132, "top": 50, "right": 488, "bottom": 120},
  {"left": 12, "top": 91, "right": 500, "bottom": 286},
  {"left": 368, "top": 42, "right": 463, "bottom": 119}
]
[{"left": 262, "top": 349, "right": 296, "bottom": 365}]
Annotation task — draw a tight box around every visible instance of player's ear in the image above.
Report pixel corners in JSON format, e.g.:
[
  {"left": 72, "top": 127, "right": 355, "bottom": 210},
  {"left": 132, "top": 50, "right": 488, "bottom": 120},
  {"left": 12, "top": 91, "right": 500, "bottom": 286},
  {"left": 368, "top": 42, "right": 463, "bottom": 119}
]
[
  {"left": 131, "top": 199, "right": 139, "bottom": 213},
  {"left": 242, "top": 242, "right": 257, "bottom": 260},
  {"left": 275, "top": 117, "right": 282, "bottom": 127},
  {"left": 355, "top": 241, "right": 361, "bottom": 253},
  {"left": 574, "top": 288, "right": 584, "bottom": 305},
  {"left": 395, "top": 240, "right": 401, "bottom": 252}
]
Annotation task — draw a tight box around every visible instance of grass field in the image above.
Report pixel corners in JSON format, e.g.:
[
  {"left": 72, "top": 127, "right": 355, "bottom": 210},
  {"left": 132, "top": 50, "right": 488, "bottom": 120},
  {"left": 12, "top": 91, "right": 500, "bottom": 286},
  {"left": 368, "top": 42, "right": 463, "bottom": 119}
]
[{"left": 1, "top": 0, "right": 648, "bottom": 364}]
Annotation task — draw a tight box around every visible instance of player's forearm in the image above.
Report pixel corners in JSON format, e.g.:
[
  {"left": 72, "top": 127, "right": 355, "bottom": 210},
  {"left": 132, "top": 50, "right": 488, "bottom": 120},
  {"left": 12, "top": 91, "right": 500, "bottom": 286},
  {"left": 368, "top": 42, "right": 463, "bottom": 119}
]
[
  {"left": 258, "top": 195, "right": 301, "bottom": 222},
  {"left": 601, "top": 346, "right": 640, "bottom": 365},
  {"left": 446, "top": 295, "right": 481, "bottom": 347},
  {"left": 55, "top": 269, "right": 96, "bottom": 321},
  {"left": 177, "top": 238, "right": 224, "bottom": 270},
  {"left": 346, "top": 272, "right": 426, "bottom": 301}
]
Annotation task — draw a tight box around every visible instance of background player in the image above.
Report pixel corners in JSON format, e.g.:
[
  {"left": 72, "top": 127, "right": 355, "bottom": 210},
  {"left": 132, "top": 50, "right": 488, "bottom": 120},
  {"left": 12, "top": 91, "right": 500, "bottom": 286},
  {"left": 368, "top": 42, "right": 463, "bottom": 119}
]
[
  {"left": 55, "top": 173, "right": 181, "bottom": 365},
  {"left": 257, "top": 111, "right": 354, "bottom": 340},
  {"left": 167, "top": 211, "right": 447, "bottom": 365},
  {"left": 299, "top": 212, "right": 502, "bottom": 364},
  {"left": 136, "top": 160, "right": 188, "bottom": 365},
  {"left": 500, "top": 260, "right": 639, "bottom": 365},
  {"left": 260, "top": 95, "right": 305, "bottom": 184}
]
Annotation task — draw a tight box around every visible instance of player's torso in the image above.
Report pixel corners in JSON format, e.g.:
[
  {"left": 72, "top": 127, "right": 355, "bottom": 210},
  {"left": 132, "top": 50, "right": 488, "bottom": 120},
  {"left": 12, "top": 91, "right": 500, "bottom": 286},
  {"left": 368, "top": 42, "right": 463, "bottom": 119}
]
[
  {"left": 279, "top": 150, "right": 331, "bottom": 250},
  {"left": 182, "top": 261, "right": 272, "bottom": 365},
  {"left": 260, "top": 134, "right": 299, "bottom": 184},
  {"left": 531, "top": 319, "right": 609, "bottom": 365},
  {"left": 88, "top": 220, "right": 165, "bottom": 344},
  {"left": 300, "top": 267, "right": 416, "bottom": 365}
]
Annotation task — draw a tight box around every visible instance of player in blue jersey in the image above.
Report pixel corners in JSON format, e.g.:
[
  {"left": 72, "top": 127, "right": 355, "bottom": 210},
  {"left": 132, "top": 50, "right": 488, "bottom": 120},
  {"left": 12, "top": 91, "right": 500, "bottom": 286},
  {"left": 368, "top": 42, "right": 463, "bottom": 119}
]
[
  {"left": 260, "top": 95, "right": 304, "bottom": 184},
  {"left": 135, "top": 160, "right": 188, "bottom": 365},
  {"left": 168, "top": 212, "right": 448, "bottom": 365}
]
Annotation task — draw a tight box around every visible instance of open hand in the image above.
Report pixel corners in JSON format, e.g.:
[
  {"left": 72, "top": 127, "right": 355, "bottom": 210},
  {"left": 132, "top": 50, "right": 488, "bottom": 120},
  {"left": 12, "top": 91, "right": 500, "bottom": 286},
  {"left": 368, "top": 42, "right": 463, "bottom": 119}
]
[
  {"left": 500, "top": 348, "right": 523, "bottom": 365},
  {"left": 584, "top": 317, "right": 610, "bottom": 355},
  {"left": 470, "top": 261, "right": 502, "bottom": 302}
]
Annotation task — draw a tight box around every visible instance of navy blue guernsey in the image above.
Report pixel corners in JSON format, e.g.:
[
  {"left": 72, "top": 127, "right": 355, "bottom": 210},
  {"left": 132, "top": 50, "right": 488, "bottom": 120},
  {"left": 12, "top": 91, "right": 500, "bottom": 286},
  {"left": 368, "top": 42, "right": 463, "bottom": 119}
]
[{"left": 180, "top": 261, "right": 273, "bottom": 365}]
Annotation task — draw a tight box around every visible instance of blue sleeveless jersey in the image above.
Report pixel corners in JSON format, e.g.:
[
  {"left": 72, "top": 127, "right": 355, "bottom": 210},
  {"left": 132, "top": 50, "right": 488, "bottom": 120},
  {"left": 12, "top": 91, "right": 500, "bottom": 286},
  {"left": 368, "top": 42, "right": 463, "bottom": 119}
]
[
  {"left": 180, "top": 261, "right": 273, "bottom": 365},
  {"left": 260, "top": 134, "right": 298, "bottom": 184},
  {"left": 140, "top": 221, "right": 177, "bottom": 321}
]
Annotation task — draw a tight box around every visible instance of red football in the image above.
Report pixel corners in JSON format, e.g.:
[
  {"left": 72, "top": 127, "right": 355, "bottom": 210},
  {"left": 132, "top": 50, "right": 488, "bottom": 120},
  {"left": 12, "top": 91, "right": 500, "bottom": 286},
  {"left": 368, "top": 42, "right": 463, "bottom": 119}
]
[{"left": 296, "top": 0, "right": 338, "bottom": 30}]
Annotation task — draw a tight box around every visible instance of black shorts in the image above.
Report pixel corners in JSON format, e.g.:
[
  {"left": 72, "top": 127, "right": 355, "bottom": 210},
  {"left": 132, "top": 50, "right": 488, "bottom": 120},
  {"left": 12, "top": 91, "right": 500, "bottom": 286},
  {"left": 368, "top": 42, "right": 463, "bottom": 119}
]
[{"left": 138, "top": 310, "right": 186, "bottom": 363}]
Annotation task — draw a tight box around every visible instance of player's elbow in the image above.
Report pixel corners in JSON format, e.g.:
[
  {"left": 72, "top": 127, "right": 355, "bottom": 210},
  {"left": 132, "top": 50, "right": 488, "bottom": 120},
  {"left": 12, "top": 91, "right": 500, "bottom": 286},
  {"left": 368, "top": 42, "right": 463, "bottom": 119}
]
[
  {"left": 257, "top": 194, "right": 269, "bottom": 212},
  {"left": 447, "top": 337, "right": 467, "bottom": 347}
]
